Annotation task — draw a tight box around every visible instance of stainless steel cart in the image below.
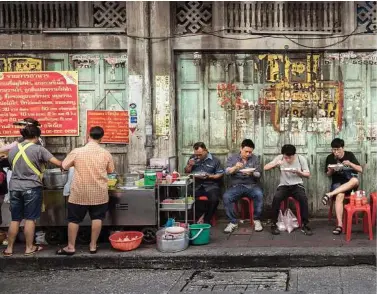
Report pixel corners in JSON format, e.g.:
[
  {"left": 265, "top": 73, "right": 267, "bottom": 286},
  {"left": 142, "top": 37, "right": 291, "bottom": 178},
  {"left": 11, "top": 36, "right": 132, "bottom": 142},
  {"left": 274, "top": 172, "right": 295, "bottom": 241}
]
[{"left": 157, "top": 178, "right": 195, "bottom": 227}]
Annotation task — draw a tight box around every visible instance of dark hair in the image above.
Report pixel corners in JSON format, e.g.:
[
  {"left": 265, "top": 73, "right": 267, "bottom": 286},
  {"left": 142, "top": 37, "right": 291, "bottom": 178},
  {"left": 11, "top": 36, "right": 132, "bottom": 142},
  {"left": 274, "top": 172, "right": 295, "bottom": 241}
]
[
  {"left": 90, "top": 126, "right": 104, "bottom": 140},
  {"left": 21, "top": 125, "right": 41, "bottom": 139},
  {"left": 24, "top": 118, "right": 40, "bottom": 126},
  {"left": 281, "top": 144, "right": 296, "bottom": 156},
  {"left": 331, "top": 138, "right": 344, "bottom": 148},
  {"left": 193, "top": 142, "right": 207, "bottom": 150},
  {"left": 241, "top": 139, "right": 255, "bottom": 149}
]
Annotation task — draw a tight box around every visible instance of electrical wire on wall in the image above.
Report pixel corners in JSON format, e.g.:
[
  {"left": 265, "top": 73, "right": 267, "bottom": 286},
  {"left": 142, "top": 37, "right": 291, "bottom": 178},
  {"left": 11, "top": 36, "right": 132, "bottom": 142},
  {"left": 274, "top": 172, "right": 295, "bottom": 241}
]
[{"left": 124, "top": 26, "right": 375, "bottom": 49}]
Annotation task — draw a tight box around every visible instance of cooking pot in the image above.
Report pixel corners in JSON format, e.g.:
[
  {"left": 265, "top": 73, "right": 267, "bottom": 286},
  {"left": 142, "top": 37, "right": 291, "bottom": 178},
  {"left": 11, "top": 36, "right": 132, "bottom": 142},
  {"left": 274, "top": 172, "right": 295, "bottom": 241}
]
[
  {"left": 156, "top": 228, "right": 189, "bottom": 253},
  {"left": 43, "top": 168, "right": 68, "bottom": 189}
]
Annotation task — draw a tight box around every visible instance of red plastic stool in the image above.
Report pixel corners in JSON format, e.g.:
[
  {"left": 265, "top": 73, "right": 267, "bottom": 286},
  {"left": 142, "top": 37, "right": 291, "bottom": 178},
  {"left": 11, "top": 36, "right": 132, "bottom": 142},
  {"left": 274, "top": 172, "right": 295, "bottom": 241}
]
[
  {"left": 370, "top": 192, "right": 377, "bottom": 227},
  {"left": 234, "top": 197, "right": 254, "bottom": 226},
  {"left": 197, "top": 196, "right": 217, "bottom": 226},
  {"left": 343, "top": 203, "right": 373, "bottom": 242},
  {"left": 279, "top": 197, "right": 302, "bottom": 227}
]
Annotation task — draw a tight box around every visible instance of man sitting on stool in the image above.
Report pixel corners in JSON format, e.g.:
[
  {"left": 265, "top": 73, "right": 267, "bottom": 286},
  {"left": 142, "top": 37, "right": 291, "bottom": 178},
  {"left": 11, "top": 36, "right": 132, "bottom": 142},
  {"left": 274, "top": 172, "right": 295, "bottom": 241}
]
[
  {"left": 264, "top": 144, "right": 312, "bottom": 236},
  {"left": 184, "top": 142, "right": 224, "bottom": 224},
  {"left": 321, "top": 138, "right": 362, "bottom": 235}
]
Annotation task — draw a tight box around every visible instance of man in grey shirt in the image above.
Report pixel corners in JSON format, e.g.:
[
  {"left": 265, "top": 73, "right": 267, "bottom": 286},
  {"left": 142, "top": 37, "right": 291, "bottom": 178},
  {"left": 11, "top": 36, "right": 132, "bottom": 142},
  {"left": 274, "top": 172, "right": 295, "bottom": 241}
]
[
  {"left": 3, "top": 125, "right": 61, "bottom": 257},
  {"left": 264, "top": 144, "right": 312, "bottom": 236},
  {"left": 223, "top": 139, "right": 264, "bottom": 233}
]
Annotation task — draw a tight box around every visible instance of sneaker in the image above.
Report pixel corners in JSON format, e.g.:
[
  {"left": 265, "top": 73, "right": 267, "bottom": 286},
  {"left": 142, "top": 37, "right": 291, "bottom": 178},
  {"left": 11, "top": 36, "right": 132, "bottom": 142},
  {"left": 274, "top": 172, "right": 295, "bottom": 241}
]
[
  {"left": 271, "top": 224, "right": 280, "bottom": 235},
  {"left": 254, "top": 220, "right": 263, "bottom": 232},
  {"left": 224, "top": 222, "right": 238, "bottom": 233},
  {"left": 301, "top": 225, "right": 313, "bottom": 236}
]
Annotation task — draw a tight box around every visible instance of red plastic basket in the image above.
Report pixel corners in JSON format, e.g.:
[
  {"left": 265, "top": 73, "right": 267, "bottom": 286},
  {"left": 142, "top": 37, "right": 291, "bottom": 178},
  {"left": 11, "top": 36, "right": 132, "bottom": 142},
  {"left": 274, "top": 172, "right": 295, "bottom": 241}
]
[{"left": 109, "top": 231, "right": 144, "bottom": 251}]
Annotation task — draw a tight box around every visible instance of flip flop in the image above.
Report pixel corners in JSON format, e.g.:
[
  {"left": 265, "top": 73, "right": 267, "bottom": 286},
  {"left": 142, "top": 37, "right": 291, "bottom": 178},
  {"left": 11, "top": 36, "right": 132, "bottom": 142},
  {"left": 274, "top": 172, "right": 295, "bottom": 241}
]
[
  {"left": 24, "top": 245, "right": 43, "bottom": 256},
  {"left": 56, "top": 248, "right": 75, "bottom": 256},
  {"left": 332, "top": 226, "right": 343, "bottom": 235},
  {"left": 322, "top": 195, "right": 330, "bottom": 206},
  {"left": 89, "top": 246, "right": 98, "bottom": 254},
  {"left": 2, "top": 250, "right": 13, "bottom": 257}
]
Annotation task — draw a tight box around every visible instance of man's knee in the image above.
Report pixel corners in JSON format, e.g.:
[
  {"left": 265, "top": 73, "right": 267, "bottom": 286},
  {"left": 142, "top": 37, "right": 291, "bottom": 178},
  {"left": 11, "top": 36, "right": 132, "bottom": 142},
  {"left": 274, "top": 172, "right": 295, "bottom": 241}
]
[
  {"left": 349, "top": 177, "right": 359, "bottom": 186},
  {"left": 335, "top": 193, "right": 345, "bottom": 202}
]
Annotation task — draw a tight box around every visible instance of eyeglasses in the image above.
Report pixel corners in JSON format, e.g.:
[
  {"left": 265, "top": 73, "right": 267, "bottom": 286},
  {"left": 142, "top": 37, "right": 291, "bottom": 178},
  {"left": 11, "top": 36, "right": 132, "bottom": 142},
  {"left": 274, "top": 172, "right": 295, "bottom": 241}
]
[{"left": 332, "top": 148, "right": 342, "bottom": 152}]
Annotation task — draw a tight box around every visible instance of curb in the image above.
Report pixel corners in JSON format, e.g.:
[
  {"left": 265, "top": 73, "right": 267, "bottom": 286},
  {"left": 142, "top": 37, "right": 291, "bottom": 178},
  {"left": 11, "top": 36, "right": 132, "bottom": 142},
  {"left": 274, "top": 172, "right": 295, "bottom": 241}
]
[{"left": 0, "top": 246, "right": 375, "bottom": 272}]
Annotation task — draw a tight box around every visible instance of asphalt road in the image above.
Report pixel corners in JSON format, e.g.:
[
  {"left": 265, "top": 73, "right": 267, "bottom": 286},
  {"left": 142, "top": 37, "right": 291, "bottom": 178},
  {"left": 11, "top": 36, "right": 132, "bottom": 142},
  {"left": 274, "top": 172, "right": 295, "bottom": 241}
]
[{"left": 0, "top": 266, "right": 375, "bottom": 293}]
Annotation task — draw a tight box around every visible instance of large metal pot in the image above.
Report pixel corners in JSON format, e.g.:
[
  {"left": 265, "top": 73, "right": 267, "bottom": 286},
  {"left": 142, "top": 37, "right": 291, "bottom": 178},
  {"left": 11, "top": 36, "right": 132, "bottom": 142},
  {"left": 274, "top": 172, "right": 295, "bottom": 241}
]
[
  {"left": 156, "top": 228, "right": 189, "bottom": 253},
  {"left": 43, "top": 168, "right": 68, "bottom": 189}
]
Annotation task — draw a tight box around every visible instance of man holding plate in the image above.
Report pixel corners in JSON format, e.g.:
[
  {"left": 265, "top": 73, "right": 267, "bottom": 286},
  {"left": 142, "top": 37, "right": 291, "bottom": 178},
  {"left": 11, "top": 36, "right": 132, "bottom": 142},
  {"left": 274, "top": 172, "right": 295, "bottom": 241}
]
[
  {"left": 264, "top": 144, "right": 312, "bottom": 236},
  {"left": 184, "top": 142, "right": 224, "bottom": 225},
  {"left": 321, "top": 138, "right": 362, "bottom": 235},
  {"left": 223, "top": 139, "right": 264, "bottom": 233}
]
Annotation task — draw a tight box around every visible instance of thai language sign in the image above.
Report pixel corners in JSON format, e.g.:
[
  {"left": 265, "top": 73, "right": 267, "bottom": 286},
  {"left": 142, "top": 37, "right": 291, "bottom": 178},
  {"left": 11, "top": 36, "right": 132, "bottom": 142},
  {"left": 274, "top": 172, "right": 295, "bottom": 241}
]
[
  {"left": 86, "top": 110, "right": 129, "bottom": 144},
  {"left": 0, "top": 71, "right": 79, "bottom": 137}
]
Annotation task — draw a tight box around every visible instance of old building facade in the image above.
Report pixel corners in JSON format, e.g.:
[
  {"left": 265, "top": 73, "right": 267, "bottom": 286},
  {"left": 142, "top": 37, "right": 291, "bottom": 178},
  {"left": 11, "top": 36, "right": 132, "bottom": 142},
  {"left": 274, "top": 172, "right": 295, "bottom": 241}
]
[{"left": 0, "top": 1, "right": 376, "bottom": 215}]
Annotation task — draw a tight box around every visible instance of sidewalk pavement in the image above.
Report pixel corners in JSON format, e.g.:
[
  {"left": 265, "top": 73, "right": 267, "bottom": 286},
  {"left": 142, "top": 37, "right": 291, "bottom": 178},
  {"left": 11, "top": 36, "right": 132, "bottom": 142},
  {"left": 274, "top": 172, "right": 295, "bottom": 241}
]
[{"left": 0, "top": 219, "right": 375, "bottom": 272}]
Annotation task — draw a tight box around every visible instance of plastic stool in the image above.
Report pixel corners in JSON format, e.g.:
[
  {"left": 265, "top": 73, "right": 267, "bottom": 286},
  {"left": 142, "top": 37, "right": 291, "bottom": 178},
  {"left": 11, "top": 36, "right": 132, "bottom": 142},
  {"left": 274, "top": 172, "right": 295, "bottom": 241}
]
[
  {"left": 343, "top": 203, "right": 373, "bottom": 242},
  {"left": 197, "top": 196, "right": 217, "bottom": 226},
  {"left": 370, "top": 192, "right": 377, "bottom": 227},
  {"left": 234, "top": 197, "right": 254, "bottom": 226},
  {"left": 279, "top": 196, "right": 302, "bottom": 227}
]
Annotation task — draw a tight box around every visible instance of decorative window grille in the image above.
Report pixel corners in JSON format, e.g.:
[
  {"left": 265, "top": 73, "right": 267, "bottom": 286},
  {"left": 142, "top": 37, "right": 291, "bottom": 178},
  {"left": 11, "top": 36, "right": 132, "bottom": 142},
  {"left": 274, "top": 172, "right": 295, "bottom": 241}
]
[
  {"left": 175, "top": 1, "right": 212, "bottom": 34},
  {"left": 93, "top": 1, "right": 127, "bottom": 29},
  {"left": 226, "top": 2, "right": 343, "bottom": 34},
  {"left": 357, "top": 1, "right": 377, "bottom": 33},
  {"left": 0, "top": 2, "right": 78, "bottom": 33}
]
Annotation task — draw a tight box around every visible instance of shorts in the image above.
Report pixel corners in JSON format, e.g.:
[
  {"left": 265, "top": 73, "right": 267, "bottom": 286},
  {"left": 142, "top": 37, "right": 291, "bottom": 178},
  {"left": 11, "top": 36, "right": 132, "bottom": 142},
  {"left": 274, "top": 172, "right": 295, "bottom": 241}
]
[
  {"left": 10, "top": 187, "right": 43, "bottom": 221},
  {"left": 330, "top": 183, "right": 358, "bottom": 196},
  {"left": 67, "top": 202, "right": 108, "bottom": 224}
]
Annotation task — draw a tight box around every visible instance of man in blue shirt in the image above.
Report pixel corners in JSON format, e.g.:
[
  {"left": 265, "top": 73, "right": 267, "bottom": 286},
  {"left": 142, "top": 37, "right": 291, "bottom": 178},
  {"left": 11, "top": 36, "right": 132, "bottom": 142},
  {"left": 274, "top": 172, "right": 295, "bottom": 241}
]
[
  {"left": 184, "top": 142, "right": 224, "bottom": 224},
  {"left": 223, "top": 139, "right": 264, "bottom": 233}
]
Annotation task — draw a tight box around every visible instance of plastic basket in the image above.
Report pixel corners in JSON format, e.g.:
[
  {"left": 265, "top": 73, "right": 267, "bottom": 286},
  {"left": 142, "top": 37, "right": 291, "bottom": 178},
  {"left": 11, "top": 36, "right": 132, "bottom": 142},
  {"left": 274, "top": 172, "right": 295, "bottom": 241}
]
[{"left": 109, "top": 231, "right": 144, "bottom": 251}]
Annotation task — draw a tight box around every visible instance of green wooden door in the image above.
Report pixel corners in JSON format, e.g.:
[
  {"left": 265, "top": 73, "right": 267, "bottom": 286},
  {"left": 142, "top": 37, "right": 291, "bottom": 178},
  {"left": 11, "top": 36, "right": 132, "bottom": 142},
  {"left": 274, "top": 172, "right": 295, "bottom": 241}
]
[{"left": 70, "top": 53, "right": 128, "bottom": 173}]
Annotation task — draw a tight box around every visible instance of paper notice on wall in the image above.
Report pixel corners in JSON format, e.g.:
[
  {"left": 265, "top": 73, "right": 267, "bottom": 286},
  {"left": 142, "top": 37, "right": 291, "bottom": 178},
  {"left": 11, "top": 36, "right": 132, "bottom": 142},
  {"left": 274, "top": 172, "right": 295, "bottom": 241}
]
[
  {"left": 155, "top": 76, "right": 170, "bottom": 136},
  {"left": 129, "top": 75, "right": 143, "bottom": 134}
]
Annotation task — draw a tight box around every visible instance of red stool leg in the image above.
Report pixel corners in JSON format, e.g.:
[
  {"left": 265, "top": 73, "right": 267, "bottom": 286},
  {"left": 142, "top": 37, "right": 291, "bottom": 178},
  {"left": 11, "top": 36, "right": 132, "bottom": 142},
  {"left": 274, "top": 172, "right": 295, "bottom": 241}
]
[
  {"left": 371, "top": 195, "right": 376, "bottom": 227},
  {"left": 366, "top": 208, "right": 373, "bottom": 240},
  {"left": 211, "top": 214, "right": 217, "bottom": 226},
  {"left": 346, "top": 208, "right": 353, "bottom": 242},
  {"left": 292, "top": 198, "right": 302, "bottom": 227},
  {"left": 280, "top": 200, "right": 285, "bottom": 211},
  {"left": 234, "top": 202, "right": 239, "bottom": 215},
  {"left": 247, "top": 199, "right": 254, "bottom": 226}
]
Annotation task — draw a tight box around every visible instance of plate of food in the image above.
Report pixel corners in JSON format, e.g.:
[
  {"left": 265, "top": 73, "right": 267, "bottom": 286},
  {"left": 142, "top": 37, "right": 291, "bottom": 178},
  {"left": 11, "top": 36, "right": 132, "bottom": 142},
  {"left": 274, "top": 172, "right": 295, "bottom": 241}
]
[
  {"left": 239, "top": 168, "right": 256, "bottom": 173},
  {"left": 191, "top": 172, "right": 208, "bottom": 177},
  {"left": 280, "top": 168, "right": 297, "bottom": 172},
  {"left": 328, "top": 164, "right": 344, "bottom": 171}
]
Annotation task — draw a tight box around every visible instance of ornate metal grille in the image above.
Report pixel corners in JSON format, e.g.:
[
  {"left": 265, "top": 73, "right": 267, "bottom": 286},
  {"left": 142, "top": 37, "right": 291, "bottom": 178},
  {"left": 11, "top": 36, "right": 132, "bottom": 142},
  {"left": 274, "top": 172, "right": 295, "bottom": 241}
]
[
  {"left": 93, "top": 1, "right": 127, "bottom": 29},
  {"left": 357, "top": 1, "right": 377, "bottom": 33},
  {"left": 0, "top": 2, "right": 78, "bottom": 33},
  {"left": 226, "top": 2, "right": 343, "bottom": 34},
  {"left": 175, "top": 1, "right": 212, "bottom": 34}
]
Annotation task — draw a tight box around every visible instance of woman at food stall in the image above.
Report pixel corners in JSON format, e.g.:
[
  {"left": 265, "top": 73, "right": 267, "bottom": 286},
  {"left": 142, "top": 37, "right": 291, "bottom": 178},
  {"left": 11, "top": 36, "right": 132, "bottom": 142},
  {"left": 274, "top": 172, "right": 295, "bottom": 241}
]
[{"left": 2, "top": 125, "right": 62, "bottom": 257}]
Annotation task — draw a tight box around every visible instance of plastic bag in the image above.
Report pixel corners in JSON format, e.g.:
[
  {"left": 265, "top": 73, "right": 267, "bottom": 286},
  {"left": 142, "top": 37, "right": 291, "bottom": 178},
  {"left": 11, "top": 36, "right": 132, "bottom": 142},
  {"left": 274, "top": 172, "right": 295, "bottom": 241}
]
[
  {"left": 283, "top": 208, "right": 299, "bottom": 233},
  {"left": 277, "top": 210, "right": 286, "bottom": 231}
]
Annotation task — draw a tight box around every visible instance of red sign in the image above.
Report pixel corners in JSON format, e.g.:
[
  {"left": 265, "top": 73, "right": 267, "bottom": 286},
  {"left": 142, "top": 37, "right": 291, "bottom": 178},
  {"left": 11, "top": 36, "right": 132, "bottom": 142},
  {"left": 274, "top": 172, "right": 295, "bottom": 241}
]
[
  {"left": 86, "top": 110, "right": 129, "bottom": 144},
  {"left": 0, "top": 71, "right": 79, "bottom": 137}
]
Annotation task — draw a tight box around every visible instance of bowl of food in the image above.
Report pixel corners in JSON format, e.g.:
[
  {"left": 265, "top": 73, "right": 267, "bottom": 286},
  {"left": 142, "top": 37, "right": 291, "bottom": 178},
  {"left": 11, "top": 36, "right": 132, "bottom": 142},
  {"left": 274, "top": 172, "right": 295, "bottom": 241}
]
[{"left": 239, "top": 168, "right": 256, "bottom": 173}]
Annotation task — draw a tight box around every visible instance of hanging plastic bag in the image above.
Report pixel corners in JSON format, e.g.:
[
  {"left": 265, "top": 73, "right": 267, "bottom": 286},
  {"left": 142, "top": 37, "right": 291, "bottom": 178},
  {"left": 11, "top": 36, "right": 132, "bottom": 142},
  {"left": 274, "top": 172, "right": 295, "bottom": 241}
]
[
  {"left": 277, "top": 210, "right": 286, "bottom": 231},
  {"left": 284, "top": 208, "right": 299, "bottom": 233}
]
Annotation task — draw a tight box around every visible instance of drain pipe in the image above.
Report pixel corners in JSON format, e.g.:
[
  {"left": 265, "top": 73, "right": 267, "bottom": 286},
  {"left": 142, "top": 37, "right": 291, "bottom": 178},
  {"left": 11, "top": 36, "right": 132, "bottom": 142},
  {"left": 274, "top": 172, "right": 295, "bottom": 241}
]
[{"left": 144, "top": 1, "right": 154, "bottom": 165}]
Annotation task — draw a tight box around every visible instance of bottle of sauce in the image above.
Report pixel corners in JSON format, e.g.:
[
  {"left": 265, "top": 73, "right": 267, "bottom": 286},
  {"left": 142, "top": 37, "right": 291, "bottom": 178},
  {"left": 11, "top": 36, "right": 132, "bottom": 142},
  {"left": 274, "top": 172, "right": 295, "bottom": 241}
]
[{"left": 350, "top": 190, "right": 356, "bottom": 206}]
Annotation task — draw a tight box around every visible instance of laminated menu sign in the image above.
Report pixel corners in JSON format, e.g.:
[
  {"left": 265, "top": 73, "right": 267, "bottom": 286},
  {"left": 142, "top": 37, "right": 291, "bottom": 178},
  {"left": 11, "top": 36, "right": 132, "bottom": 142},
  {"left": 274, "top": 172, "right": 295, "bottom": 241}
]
[
  {"left": 0, "top": 71, "right": 79, "bottom": 137},
  {"left": 86, "top": 110, "right": 129, "bottom": 144}
]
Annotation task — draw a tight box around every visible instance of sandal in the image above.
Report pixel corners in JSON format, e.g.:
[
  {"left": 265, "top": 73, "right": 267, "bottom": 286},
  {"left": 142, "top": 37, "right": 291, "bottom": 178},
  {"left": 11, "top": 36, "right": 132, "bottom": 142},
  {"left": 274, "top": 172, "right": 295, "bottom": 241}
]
[
  {"left": 332, "top": 226, "right": 343, "bottom": 235},
  {"left": 56, "top": 248, "right": 75, "bottom": 256},
  {"left": 24, "top": 245, "right": 43, "bottom": 256},
  {"left": 2, "top": 250, "right": 13, "bottom": 257},
  {"left": 322, "top": 195, "right": 330, "bottom": 206}
]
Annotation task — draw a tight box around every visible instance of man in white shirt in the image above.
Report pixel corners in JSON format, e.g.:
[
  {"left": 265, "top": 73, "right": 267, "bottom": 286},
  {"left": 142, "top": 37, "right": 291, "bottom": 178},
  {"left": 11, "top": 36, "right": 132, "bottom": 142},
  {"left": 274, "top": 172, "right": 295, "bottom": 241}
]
[{"left": 264, "top": 144, "right": 312, "bottom": 236}]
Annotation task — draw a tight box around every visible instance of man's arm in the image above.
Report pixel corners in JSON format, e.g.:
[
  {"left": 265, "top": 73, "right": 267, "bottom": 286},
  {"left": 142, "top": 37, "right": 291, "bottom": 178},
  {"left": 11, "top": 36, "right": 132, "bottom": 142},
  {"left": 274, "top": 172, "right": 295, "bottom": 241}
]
[
  {"left": 225, "top": 155, "right": 242, "bottom": 175},
  {"left": 184, "top": 156, "right": 196, "bottom": 174},
  {"left": 295, "top": 155, "right": 310, "bottom": 178},
  {"left": 343, "top": 153, "right": 362, "bottom": 173},
  {"left": 62, "top": 150, "right": 76, "bottom": 170},
  {"left": 207, "top": 159, "right": 224, "bottom": 180},
  {"left": 49, "top": 157, "right": 62, "bottom": 168},
  {"left": 264, "top": 155, "right": 281, "bottom": 171},
  {"left": 0, "top": 141, "right": 18, "bottom": 153},
  {"left": 107, "top": 155, "right": 115, "bottom": 174},
  {"left": 40, "top": 146, "right": 62, "bottom": 167}
]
